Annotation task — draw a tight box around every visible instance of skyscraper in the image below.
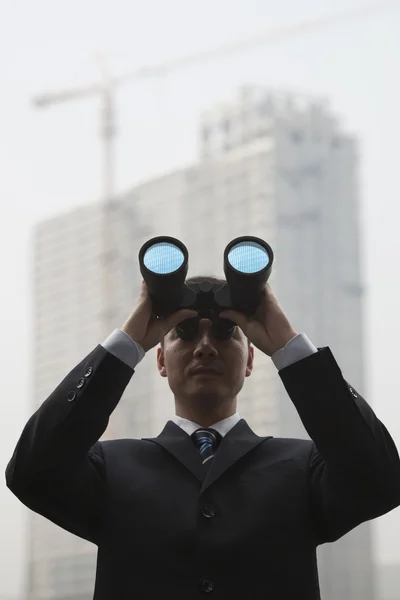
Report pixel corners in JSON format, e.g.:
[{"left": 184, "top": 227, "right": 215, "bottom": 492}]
[{"left": 28, "top": 87, "right": 373, "bottom": 600}]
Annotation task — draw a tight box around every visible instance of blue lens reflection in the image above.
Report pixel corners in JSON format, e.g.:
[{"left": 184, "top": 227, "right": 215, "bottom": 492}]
[
  {"left": 143, "top": 242, "right": 184, "bottom": 274},
  {"left": 228, "top": 241, "right": 269, "bottom": 274}
]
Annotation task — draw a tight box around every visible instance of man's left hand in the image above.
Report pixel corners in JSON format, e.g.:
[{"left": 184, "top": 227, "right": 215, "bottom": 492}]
[{"left": 219, "top": 284, "right": 297, "bottom": 357}]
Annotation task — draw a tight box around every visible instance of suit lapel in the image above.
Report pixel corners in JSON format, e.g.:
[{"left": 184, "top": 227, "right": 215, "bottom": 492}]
[
  {"left": 143, "top": 419, "right": 272, "bottom": 491},
  {"left": 142, "top": 421, "right": 205, "bottom": 483},
  {"left": 201, "top": 419, "right": 272, "bottom": 493}
]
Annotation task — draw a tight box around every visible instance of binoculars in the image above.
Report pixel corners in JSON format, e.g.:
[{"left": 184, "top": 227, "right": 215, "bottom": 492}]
[{"left": 138, "top": 236, "right": 273, "bottom": 341}]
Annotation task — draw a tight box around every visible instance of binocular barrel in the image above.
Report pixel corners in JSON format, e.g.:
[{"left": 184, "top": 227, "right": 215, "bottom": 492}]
[
  {"left": 139, "top": 236, "right": 190, "bottom": 316},
  {"left": 223, "top": 236, "right": 272, "bottom": 314}
]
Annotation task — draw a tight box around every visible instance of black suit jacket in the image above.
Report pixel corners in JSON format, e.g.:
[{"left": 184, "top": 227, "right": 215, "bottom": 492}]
[{"left": 6, "top": 345, "right": 400, "bottom": 599}]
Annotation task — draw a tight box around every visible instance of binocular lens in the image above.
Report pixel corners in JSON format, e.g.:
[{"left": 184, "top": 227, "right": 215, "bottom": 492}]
[
  {"left": 143, "top": 241, "right": 185, "bottom": 275},
  {"left": 227, "top": 240, "right": 270, "bottom": 274}
]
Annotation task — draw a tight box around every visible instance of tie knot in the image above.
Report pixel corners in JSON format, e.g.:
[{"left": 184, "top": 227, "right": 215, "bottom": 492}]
[{"left": 192, "top": 428, "right": 222, "bottom": 451}]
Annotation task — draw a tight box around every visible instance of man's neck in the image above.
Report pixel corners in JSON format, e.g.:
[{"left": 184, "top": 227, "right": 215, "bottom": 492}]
[{"left": 174, "top": 400, "right": 237, "bottom": 428}]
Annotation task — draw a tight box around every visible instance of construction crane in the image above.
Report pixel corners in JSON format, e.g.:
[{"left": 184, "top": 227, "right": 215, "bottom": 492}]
[
  {"left": 32, "top": 0, "right": 400, "bottom": 348},
  {"left": 33, "top": 0, "right": 400, "bottom": 204}
]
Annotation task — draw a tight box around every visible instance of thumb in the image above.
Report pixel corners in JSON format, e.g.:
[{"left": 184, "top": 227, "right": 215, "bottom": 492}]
[
  {"left": 164, "top": 309, "right": 197, "bottom": 332},
  {"left": 138, "top": 280, "right": 150, "bottom": 302},
  {"left": 219, "top": 309, "right": 249, "bottom": 333}
]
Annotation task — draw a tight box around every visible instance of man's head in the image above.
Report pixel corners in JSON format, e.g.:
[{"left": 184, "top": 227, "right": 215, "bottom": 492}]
[{"left": 157, "top": 276, "right": 254, "bottom": 424}]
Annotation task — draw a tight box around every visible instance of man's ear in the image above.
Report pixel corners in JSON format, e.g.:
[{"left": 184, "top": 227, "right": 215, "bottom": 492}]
[
  {"left": 157, "top": 346, "right": 168, "bottom": 378},
  {"left": 245, "top": 345, "right": 254, "bottom": 378}
]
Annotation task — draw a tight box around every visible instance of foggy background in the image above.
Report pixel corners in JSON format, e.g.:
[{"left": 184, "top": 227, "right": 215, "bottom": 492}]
[{"left": 1, "top": 0, "right": 400, "bottom": 598}]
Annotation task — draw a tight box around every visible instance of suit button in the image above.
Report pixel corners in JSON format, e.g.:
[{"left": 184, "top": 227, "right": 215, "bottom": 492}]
[
  {"left": 199, "top": 578, "right": 214, "bottom": 593},
  {"left": 84, "top": 366, "right": 93, "bottom": 377},
  {"left": 349, "top": 386, "right": 357, "bottom": 398},
  {"left": 202, "top": 505, "right": 216, "bottom": 518},
  {"left": 67, "top": 391, "right": 77, "bottom": 402},
  {"left": 76, "top": 378, "right": 86, "bottom": 389}
]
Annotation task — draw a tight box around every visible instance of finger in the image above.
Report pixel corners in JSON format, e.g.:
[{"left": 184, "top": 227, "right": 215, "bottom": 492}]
[
  {"left": 135, "top": 280, "right": 147, "bottom": 303},
  {"left": 138, "top": 281, "right": 153, "bottom": 311},
  {"left": 139, "top": 280, "right": 149, "bottom": 299},
  {"left": 219, "top": 310, "right": 248, "bottom": 332},
  {"left": 264, "top": 283, "right": 278, "bottom": 304}
]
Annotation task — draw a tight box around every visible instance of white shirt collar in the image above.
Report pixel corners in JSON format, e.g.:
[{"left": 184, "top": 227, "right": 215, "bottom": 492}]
[{"left": 171, "top": 412, "right": 241, "bottom": 438}]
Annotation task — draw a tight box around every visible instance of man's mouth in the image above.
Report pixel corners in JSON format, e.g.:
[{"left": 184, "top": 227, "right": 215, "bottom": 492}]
[{"left": 190, "top": 366, "right": 221, "bottom": 376}]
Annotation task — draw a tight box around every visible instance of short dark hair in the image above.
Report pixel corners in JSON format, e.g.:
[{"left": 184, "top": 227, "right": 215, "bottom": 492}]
[
  {"left": 185, "top": 275, "right": 226, "bottom": 287},
  {"left": 160, "top": 275, "right": 251, "bottom": 347}
]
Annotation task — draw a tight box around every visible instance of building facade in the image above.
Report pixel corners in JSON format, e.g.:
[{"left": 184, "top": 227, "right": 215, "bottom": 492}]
[
  {"left": 376, "top": 563, "right": 400, "bottom": 600},
  {"left": 28, "top": 87, "right": 373, "bottom": 600}
]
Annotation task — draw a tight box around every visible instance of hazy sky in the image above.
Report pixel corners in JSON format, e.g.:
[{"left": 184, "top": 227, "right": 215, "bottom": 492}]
[{"left": 1, "top": 0, "right": 400, "bottom": 596}]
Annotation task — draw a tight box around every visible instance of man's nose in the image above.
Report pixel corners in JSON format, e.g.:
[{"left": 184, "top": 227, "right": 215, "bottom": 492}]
[{"left": 193, "top": 320, "right": 218, "bottom": 358}]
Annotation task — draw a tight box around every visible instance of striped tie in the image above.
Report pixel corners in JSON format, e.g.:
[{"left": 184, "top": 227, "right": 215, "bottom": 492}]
[{"left": 192, "top": 428, "right": 222, "bottom": 468}]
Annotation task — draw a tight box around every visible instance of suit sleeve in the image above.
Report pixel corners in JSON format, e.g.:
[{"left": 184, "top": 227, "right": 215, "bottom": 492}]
[
  {"left": 5, "top": 345, "right": 134, "bottom": 545},
  {"left": 279, "top": 347, "right": 400, "bottom": 545}
]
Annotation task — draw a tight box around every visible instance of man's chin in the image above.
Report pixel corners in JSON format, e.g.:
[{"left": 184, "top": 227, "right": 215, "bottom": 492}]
[{"left": 187, "top": 384, "right": 226, "bottom": 404}]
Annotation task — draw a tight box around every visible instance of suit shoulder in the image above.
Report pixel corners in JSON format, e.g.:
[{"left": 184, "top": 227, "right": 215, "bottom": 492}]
[
  {"left": 265, "top": 437, "right": 314, "bottom": 461},
  {"left": 99, "top": 438, "right": 143, "bottom": 451},
  {"left": 269, "top": 437, "right": 313, "bottom": 448},
  {"left": 98, "top": 437, "right": 154, "bottom": 458}
]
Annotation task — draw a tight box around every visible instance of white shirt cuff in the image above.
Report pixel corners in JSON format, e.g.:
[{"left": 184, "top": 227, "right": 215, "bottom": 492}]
[
  {"left": 101, "top": 329, "right": 145, "bottom": 369},
  {"left": 271, "top": 333, "right": 318, "bottom": 371}
]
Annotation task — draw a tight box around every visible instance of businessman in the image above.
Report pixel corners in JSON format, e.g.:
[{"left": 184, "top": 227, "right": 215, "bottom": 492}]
[{"left": 6, "top": 277, "right": 400, "bottom": 599}]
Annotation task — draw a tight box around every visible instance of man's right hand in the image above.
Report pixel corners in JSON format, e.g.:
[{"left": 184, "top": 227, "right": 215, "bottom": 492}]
[{"left": 121, "top": 281, "right": 197, "bottom": 353}]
